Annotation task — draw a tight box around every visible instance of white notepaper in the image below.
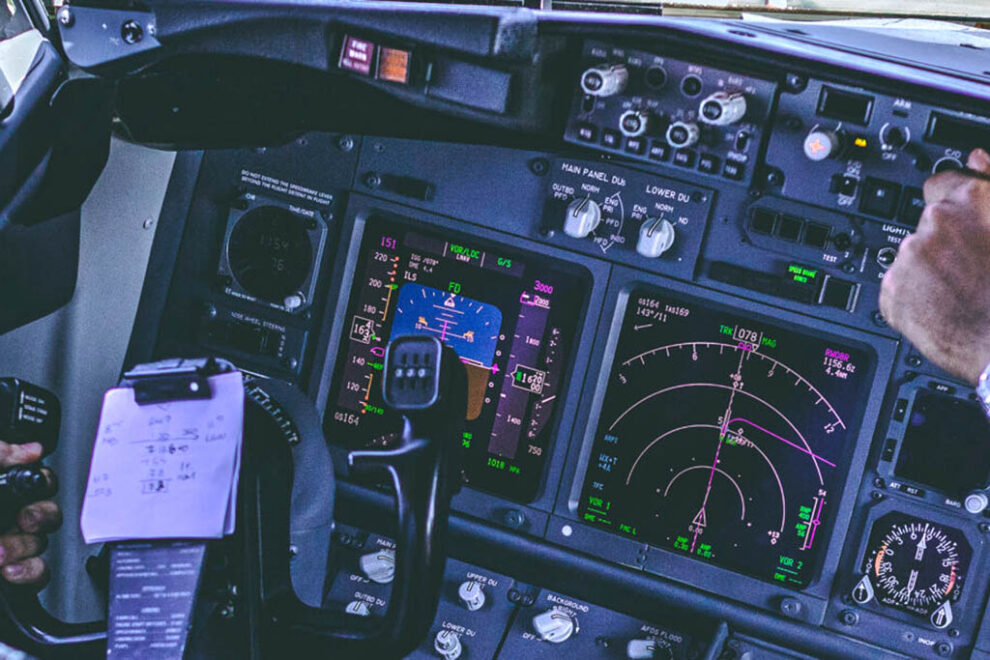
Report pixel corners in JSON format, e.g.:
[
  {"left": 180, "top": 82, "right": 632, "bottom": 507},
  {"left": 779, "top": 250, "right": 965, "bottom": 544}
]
[{"left": 80, "top": 371, "right": 244, "bottom": 544}]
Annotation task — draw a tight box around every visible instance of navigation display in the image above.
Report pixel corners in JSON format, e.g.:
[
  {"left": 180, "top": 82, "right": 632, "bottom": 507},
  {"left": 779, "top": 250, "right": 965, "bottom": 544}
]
[
  {"left": 326, "top": 217, "right": 588, "bottom": 502},
  {"left": 579, "top": 288, "right": 875, "bottom": 588}
]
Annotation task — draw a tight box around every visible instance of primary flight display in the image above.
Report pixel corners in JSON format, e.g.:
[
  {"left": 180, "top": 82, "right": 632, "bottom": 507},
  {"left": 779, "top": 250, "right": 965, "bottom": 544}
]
[{"left": 326, "top": 217, "right": 587, "bottom": 501}]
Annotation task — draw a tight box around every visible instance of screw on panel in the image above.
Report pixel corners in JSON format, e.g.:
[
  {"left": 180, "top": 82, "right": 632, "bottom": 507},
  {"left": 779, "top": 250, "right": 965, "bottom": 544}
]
[
  {"left": 364, "top": 173, "right": 382, "bottom": 189},
  {"left": 529, "top": 158, "right": 549, "bottom": 176},
  {"left": 57, "top": 7, "right": 73, "bottom": 26},
  {"left": 906, "top": 355, "right": 923, "bottom": 368},
  {"left": 142, "top": 217, "right": 155, "bottom": 230},
  {"left": 765, "top": 170, "right": 784, "bottom": 187},
  {"left": 902, "top": 631, "right": 915, "bottom": 642},
  {"left": 948, "top": 628, "right": 960, "bottom": 638},
  {"left": 871, "top": 311, "right": 887, "bottom": 328},
  {"left": 503, "top": 509, "right": 526, "bottom": 529},
  {"left": 871, "top": 491, "right": 885, "bottom": 501},
  {"left": 337, "top": 136, "right": 355, "bottom": 152},
  {"left": 839, "top": 609, "right": 858, "bottom": 626},
  {"left": 779, "top": 597, "right": 802, "bottom": 617},
  {"left": 121, "top": 20, "right": 143, "bottom": 44},
  {"left": 935, "top": 641, "right": 952, "bottom": 657},
  {"left": 841, "top": 262, "right": 857, "bottom": 274},
  {"left": 978, "top": 522, "right": 990, "bottom": 534},
  {"left": 507, "top": 589, "right": 521, "bottom": 603},
  {"left": 873, "top": 477, "right": 886, "bottom": 489},
  {"left": 784, "top": 74, "right": 808, "bottom": 93}
]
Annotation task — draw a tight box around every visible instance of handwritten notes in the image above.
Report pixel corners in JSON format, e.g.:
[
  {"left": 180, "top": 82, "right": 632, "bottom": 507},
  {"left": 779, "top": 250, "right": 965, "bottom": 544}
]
[{"left": 80, "top": 371, "right": 243, "bottom": 543}]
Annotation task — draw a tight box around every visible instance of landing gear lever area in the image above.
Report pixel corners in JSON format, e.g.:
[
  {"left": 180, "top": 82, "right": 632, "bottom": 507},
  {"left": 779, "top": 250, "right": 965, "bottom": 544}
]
[{"left": 0, "top": 337, "right": 467, "bottom": 658}]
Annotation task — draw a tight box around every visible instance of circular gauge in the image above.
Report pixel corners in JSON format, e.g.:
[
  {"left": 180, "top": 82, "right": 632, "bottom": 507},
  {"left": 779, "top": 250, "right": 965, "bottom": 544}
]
[
  {"left": 860, "top": 512, "right": 972, "bottom": 625},
  {"left": 227, "top": 206, "right": 313, "bottom": 303}
]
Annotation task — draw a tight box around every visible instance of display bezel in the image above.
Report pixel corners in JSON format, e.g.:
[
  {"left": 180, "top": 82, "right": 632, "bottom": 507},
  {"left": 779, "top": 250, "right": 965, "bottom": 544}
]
[
  {"left": 829, "top": 497, "right": 988, "bottom": 654},
  {"left": 877, "top": 376, "right": 990, "bottom": 512},
  {"left": 551, "top": 269, "right": 897, "bottom": 621},
  {"left": 316, "top": 203, "right": 597, "bottom": 506}
]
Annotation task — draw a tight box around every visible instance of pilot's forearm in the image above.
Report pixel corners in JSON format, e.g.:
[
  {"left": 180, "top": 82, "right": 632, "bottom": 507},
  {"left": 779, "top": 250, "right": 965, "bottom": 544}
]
[{"left": 879, "top": 149, "right": 990, "bottom": 387}]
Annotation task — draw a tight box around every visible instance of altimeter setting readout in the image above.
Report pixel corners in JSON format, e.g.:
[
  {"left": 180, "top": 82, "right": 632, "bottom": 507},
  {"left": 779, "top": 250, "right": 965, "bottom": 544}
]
[
  {"left": 579, "top": 288, "right": 875, "bottom": 588},
  {"left": 326, "top": 217, "right": 588, "bottom": 502}
]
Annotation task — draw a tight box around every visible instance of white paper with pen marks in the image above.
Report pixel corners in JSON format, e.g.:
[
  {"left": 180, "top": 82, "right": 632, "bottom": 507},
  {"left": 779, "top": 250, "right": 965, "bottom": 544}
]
[{"left": 80, "top": 371, "right": 243, "bottom": 544}]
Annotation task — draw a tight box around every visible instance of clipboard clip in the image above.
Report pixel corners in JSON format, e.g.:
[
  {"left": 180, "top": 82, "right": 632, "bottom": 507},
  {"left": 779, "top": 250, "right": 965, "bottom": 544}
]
[{"left": 121, "top": 357, "right": 234, "bottom": 405}]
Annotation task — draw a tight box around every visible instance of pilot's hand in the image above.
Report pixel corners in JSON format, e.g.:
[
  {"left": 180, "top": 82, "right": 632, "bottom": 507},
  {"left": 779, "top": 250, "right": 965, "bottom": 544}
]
[
  {"left": 879, "top": 148, "right": 990, "bottom": 385},
  {"left": 0, "top": 442, "right": 61, "bottom": 587}
]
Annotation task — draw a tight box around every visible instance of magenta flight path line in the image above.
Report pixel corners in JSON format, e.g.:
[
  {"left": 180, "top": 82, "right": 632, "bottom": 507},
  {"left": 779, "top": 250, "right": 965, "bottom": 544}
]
[
  {"left": 727, "top": 417, "right": 836, "bottom": 468},
  {"left": 690, "top": 436, "right": 725, "bottom": 554}
]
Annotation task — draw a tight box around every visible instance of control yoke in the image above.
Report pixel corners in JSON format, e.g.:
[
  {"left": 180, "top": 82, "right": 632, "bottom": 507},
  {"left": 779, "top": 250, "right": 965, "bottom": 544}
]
[{"left": 245, "top": 334, "right": 468, "bottom": 658}]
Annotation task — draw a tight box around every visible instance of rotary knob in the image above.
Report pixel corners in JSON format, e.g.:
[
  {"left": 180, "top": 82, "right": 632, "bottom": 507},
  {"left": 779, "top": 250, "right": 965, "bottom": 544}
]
[
  {"left": 563, "top": 197, "right": 602, "bottom": 239},
  {"left": 803, "top": 128, "right": 842, "bottom": 161},
  {"left": 636, "top": 217, "right": 676, "bottom": 258},
  {"left": 580, "top": 64, "right": 629, "bottom": 98},
  {"left": 358, "top": 548, "right": 395, "bottom": 584},
  {"left": 434, "top": 630, "right": 463, "bottom": 659},
  {"left": 699, "top": 91, "right": 747, "bottom": 126},
  {"left": 665, "top": 121, "right": 699, "bottom": 149},
  {"left": 879, "top": 123, "right": 910, "bottom": 151},
  {"left": 457, "top": 580, "right": 486, "bottom": 611},
  {"left": 532, "top": 607, "right": 578, "bottom": 644},
  {"left": 965, "top": 490, "right": 989, "bottom": 514},
  {"left": 283, "top": 291, "right": 306, "bottom": 311},
  {"left": 619, "top": 109, "right": 650, "bottom": 137}
]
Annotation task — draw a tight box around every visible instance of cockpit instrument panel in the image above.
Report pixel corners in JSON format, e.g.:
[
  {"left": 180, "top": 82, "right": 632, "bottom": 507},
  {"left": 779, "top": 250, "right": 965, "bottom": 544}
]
[
  {"left": 579, "top": 287, "right": 876, "bottom": 587},
  {"left": 326, "top": 217, "right": 589, "bottom": 502}
]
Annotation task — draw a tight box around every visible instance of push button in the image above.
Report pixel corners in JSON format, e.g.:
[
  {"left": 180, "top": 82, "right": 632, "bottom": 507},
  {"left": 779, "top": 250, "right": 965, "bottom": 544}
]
[
  {"left": 625, "top": 137, "right": 646, "bottom": 155},
  {"left": 803, "top": 223, "right": 831, "bottom": 249},
  {"left": 899, "top": 187, "right": 926, "bottom": 227},
  {"left": 776, "top": 215, "right": 803, "bottom": 242},
  {"left": 722, "top": 161, "right": 744, "bottom": 180},
  {"left": 576, "top": 123, "right": 597, "bottom": 143},
  {"left": 749, "top": 208, "right": 778, "bottom": 235},
  {"left": 673, "top": 149, "right": 697, "bottom": 168},
  {"left": 859, "top": 178, "right": 902, "bottom": 219},
  {"left": 698, "top": 153, "right": 721, "bottom": 174},
  {"left": 648, "top": 141, "right": 671, "bottom": 162},
  {"left": 819, "top": 276, "right": 859, "bottom": 312},
  {"left": 601, "top": 129, "right": 621, "bottom": 149},
  {"left": 892, "top": 398, "right": 908, "bottom": 422}
]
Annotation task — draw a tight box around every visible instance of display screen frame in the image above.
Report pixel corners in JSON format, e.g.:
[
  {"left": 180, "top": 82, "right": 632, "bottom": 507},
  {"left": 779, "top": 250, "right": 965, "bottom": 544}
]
[
  {"left": 318, "top": 208, "right": 594, "bottom": 504},
  {"left": 894, "top": 389, "right": 990, "bottom": 497},
  {"left": 552, "top": 273, "right": 897, "bottom": 619},
  {"left": 837, "top": 497, "right": 989, "bottom": 650}
]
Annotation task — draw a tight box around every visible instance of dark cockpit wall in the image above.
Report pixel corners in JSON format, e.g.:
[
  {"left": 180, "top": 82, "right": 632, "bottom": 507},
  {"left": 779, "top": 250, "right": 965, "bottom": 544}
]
[
  {"left": 0, "top": 139, "right": 176, "bottom": 623},
  {"left": 2, "top": 1, "right": 990, "bottom": 658}
]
